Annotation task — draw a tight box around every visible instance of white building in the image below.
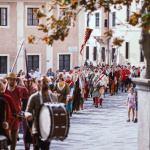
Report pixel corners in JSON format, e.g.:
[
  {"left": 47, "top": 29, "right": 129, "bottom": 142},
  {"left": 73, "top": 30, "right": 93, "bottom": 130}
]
[
  {"left": 84, "top": 0, "right": 146, "bottom": 67},
  {"left": 109, "top": 0, "right": 146, "bottom": 67}
]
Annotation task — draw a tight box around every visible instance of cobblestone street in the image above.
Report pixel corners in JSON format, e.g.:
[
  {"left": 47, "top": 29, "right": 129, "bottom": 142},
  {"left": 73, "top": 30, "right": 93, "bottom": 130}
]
[{"left": 16, "top": 91, "right": 138, "bottom": 150}]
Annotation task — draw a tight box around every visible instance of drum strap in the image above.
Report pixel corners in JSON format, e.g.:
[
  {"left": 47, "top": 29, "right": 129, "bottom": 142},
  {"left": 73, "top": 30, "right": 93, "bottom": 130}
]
[{"left": 39, "top": 91, "right": 54, "bottom": 104}]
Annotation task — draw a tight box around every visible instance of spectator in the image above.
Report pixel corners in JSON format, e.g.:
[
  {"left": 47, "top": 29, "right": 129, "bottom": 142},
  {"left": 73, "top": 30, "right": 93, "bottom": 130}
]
[
  {"left": 20, "top": 70, "right": 25, "bottom": 79},
  {"left": 126, "top": 87, "right": 135, "bottom": 122},
  {"left": 121, "top": 66, "right": 130, "bottom": 92},
  {"left": 134, "top": 68, "right": 140, "bottom": 77},
  {"left": 34, "top": 67, "right": 41, "bottom": 78},
  {"left": 138, "top": 67, "right": 141, "bottom": 77},
  {"left": 63, "top": 69, "right": 67, "bottom": 81},
  {"left": 47, "top": 68, "right": 55, "bottom": 77},
  {"left": 55, "top": 70, "right": 60, "bottom": 81},
  {"left": 29, "top": 69, "right": 36, "bottom": 79}
]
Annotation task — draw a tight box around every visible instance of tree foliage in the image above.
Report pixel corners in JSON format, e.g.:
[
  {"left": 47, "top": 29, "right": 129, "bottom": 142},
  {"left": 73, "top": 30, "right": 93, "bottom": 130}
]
[{"left": 28, "top": 0, "right": 150, "bottom": 47}]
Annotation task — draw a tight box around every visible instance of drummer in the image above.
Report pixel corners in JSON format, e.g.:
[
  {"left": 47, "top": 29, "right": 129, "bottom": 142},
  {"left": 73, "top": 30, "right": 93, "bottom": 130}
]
[{"left": 25, "top": 76, "right": 58, "bottom": 150}]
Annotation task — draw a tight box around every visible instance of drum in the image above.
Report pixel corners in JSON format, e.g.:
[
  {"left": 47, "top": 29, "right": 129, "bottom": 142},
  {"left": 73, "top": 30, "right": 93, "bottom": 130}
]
[
  {"left": 0, "top": 135, "right": 8, "bottom": 150},
  {"left": 37, "top": 103, "right": 70, "bottom": 141}
]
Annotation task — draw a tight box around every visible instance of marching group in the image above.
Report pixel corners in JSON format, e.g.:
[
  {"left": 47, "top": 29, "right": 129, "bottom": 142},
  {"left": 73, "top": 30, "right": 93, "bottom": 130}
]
[{"left": 0, "top": 63, "right": 144, "bottom": 150}]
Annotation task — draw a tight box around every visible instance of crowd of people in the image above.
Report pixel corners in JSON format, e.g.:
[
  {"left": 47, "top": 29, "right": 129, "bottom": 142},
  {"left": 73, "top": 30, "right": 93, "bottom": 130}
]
[{"left": 0, "top": 62, "right": 145, "bottom": 149}]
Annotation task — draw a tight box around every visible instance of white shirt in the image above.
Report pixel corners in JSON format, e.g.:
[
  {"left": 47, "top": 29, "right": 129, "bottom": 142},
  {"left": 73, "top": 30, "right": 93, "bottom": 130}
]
[
  {"left": 29, "top": 73, "right": 36, "bottom": 78},
  {"left": 129, "top": 69, "right": 134, "bottom": 79},
  {"left": 34, "top": 71, "right": 41, "bottom": 78}
]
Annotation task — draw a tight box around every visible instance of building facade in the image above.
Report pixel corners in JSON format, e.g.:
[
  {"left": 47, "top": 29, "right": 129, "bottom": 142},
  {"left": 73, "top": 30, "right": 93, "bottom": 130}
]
[
  {"left": 0, "top": 0, "right": 85, "bottom": 76},
  {"left": 83, "top": 9, "right": 109, "bottom": 66},
  {"left": 108, "top": 0, "right": 145, "bottom": 67},
  {"left": 84, "top": 0, "right": 146, "bottom": 67}
]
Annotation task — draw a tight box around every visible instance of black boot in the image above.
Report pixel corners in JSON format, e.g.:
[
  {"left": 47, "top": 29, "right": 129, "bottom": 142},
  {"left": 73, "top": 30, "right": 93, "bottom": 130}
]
[
  {"left": 95, "top": 104, "right": 98, "bottom": 108},
  {"left": 134, "top": 118, "right": 138, "bottom": 123}
]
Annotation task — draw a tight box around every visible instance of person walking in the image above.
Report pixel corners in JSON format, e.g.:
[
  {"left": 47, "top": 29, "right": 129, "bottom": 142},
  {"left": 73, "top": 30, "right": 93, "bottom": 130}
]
[
  {"left": 5, "top": 72, "right": 29, "bottom": 150},
  {"left": 25, "top": 76, "right": 58, "bottom": 150}
]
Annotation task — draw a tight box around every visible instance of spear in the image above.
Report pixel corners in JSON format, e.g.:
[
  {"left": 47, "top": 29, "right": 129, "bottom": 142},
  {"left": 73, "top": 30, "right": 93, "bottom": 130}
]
[{"left": 11, "top": 39, "right": 25, "bottom": 72}]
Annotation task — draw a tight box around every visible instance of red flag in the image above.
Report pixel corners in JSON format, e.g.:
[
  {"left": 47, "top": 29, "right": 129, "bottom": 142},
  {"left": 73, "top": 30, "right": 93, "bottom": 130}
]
[{"left": 80, "top": 28, "right": 93, "bottom": 55}]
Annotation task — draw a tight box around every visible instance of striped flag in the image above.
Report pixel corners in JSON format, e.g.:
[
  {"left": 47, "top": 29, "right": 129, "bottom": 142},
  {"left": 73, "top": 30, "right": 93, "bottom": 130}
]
[{"left": 80, "top": 28, "right": 93, "bottom": 55}]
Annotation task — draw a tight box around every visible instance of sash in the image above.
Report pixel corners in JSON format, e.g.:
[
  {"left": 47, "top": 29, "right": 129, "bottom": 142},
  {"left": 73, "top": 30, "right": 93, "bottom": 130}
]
[{"left": 95, "top": 74, "right": 105, "bottom": 86}]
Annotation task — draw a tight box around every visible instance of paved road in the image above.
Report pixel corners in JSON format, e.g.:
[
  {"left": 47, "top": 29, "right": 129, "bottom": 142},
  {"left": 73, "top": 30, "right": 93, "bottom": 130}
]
[{"left": 16, "top": 91, "right": 138, "bottom": 150}]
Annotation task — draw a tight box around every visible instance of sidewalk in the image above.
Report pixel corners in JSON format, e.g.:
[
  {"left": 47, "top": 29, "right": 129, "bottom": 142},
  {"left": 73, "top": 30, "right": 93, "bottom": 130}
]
[{"left": 16, "top": 91, "right": 138, "bottom": 150}]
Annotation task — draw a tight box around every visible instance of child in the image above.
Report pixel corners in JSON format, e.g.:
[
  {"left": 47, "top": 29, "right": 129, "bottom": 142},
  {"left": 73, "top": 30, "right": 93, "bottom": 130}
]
[{"left": 126, "top": 87, "right": 135, "bottom": 122}]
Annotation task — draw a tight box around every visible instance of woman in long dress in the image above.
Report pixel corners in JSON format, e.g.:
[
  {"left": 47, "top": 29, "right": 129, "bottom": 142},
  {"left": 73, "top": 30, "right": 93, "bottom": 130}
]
[
  {"left": 53, "top": 74, "right": 70, "bottom": 104},
  {"left": 72, "top": 72, "right": 81, "bottom": 113}
]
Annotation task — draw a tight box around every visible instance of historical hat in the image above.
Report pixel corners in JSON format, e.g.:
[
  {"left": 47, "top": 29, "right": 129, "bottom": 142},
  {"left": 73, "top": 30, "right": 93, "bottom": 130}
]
[
  {"left": 66, "top": 74, "right": 72, "bottom": 78},
  {"left": 5, "top": 72, "right": 18, "bottom": 80},
  {"left": 74, "top": 66, "right": 80, "bottom": 69}
]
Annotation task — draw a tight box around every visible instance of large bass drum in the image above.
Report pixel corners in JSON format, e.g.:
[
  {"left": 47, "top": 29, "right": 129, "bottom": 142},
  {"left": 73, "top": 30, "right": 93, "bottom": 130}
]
[{"left": 37, "top": 103, "right": 70, "bottom": 141}]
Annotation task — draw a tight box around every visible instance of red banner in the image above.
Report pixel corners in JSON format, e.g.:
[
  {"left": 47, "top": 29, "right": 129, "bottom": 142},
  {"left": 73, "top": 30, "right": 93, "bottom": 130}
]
[{"left": 80, "top": 28, "right": 93, "bottom": 55}]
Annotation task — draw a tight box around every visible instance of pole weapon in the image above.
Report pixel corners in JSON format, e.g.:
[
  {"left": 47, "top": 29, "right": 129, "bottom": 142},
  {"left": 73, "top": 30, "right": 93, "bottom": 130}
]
[
  {"left": 11, "top": 39, "right": 25, "bottom": 72},
  {"left": 25, "top": 49, "right": 30, "bottom": 96}
]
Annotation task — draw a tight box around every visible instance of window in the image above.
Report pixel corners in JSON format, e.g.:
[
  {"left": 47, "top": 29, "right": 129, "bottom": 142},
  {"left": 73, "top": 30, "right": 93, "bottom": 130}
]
[
  {"left": 0, "top": 8, "right": 7, "bottom": 26},
  {"left": 27, "top": 8, "right": 39, "bottom": 26},
  {"left": 126, "top": 6, "right": 130, "bottom": 22},
  {"left": 112, "top": 48, "right": 116, "bottom": 61},
  {"left": 104, "top": 19, "right": 107, "bottom": 27},
  {"left": 28, "top": 55, "right": 39, "bottom": 71},
  {"left": 112, "top": 12, "right": 116, "bottom": 27},
  {"left": 59, "top": 55, "right": 70, "bottom": 72},
  {"left": 93, "top": 47, "right": 97, "bottom": 61},
  {"left": 140, "top": 50, "right": 144, "bottom": 62},
  {"left": 0, "top": 56, "right": 7, "bottom": 74},
  {"left": 86, "top": 46, "right": 89, "bottom": 60},
  {"left": 102, "top": 47, "right": 105, "bottom": 62},
  {"left": 87, "top": 13, "right": 89, "bottom": 27},
  {"left": 95, "top": 13, "right": 100, "bottom": 27},
  {"left": 125, "top": 42, "right": 129, "bottom": 59}
]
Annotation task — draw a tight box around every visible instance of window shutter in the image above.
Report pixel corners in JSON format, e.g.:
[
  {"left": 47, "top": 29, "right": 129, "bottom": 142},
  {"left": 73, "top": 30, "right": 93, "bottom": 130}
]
[
  {"left": 0, "top": 56, "right": 7, "bottom": 74},
  {"left": 126, "top": 6, "right": 130, "bottom": 22},
  {"left": 87, "top": 14, "right": 89, "bottom": 27},
  {"left": 112, "top": 12, "right": 116, "bottom": 26},
  {"left": 93, "top": 47, "right": 97, "bottom": 61},
  {"left": 102, "top": 47, "right": 105, "bottom": 62},
  {"left": 125, "top": 42, "right": 129, "bottom": 59},
  {"left": 104, "top": 19, "right": 107, "bottom": 27},
  {"left": 86, "top": 46, "right": 89, "bottom": 60},
  {"left": 112, "top": 48, "right": 116, "bottom": 61}
]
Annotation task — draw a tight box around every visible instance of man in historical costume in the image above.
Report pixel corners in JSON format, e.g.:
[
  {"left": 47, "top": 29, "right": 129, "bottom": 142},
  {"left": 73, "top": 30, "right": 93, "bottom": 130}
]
[
  {"left": 84, "top": 68, "right": 90, "bottom": 100},
  {"left": 98, "top": 68, "right": 108, "bottom": 107},
  {"left": 25, "top": 76, "right": 58, "bottom": 150},
  {"left": 109, "top": 67, "right": 117, "bottom": 96},
  {"left": 79, "top": 69, "right": 85, "bottom": 110},
  {"left": 115, "top": 67, "right": 121, "bottom": 94},
  {"left": 53, "top": 74, "right": 70, "bottom": 104},
  {"left": 88, "top": 67, "right": 99, "bottom": 104},
  {"left": 0, "top": 81, "right": 18, "bottom": 149},
  {"left": 65, "top": 74, "right": 75, "bottom": 117},
  {"left": 22, "top": 76, "right": 37, "bottom": 150},
  {"left": 93, "top": 68, "right": 108, "bottom": 108},
  {"left": 5, "top": 72, "right": 29, "bottom": 150}
]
